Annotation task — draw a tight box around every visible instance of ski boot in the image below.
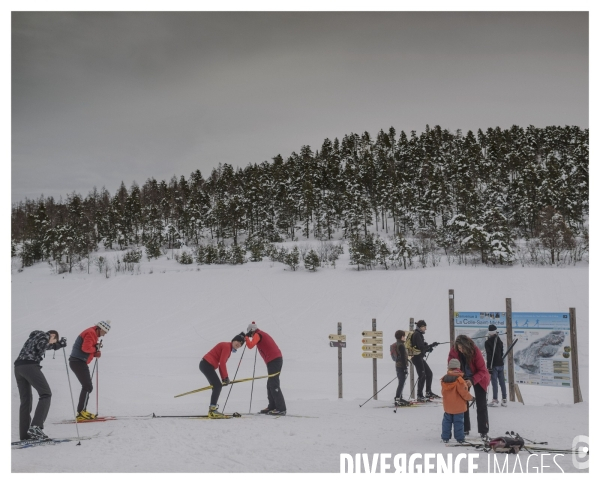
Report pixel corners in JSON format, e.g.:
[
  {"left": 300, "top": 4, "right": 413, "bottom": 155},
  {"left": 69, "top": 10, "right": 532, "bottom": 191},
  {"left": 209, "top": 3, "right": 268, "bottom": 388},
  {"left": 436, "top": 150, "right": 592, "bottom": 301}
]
[
  {"left": 501, "top": 399, "right": 507, "bottom": 407},
  {"left": 259, "top": 407, "right": 272, "bottom": 414},
  {"left": 395, "top": 397, "right": 411, "bottom": 407},
  {"left": 426, "top": 391, "right": 441, "bottom": 399},
  {"left": 480, "top": 433, "right": 489, "bottom": 442},
  {"left": 267, "top": 409, "right": 286, "bottom": 416},
  {"left": 488, "top": 399, "right": 499, "bottom": 407},
  {"left": 76, "top": 410, "right": 97, "bottom": 421},
  {"left": 27, "top": 426, "right": 49, "bottom": 440},
  {"left": 442, "top": 439, "right": 449, "bottom": 443},
  {"left": 208, "top": 405, "right": 228, "bottom": 419},
  {"left": 417, "top": 395, "right": 430, "bottom": 403}
]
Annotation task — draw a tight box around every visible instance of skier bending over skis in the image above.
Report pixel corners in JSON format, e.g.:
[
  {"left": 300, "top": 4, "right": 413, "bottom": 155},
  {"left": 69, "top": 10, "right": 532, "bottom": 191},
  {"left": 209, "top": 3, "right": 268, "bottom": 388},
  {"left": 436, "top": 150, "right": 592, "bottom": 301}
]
[
  {"left": 69, "top": 320, "right": 110, "bottom": 421},
  {"left": 14, "top": 329, "right": 67, "bottom": 440},
  {"left": 200, "top": 333, "right": 245, "bottom": 418},
  {"left": 245, "top": 322, "right": 286, "bottom": 416}
]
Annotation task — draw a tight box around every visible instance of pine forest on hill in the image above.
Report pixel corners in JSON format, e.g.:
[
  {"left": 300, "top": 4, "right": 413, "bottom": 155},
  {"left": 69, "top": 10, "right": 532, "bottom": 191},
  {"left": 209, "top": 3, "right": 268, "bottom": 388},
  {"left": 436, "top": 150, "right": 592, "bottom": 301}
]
[{"left": 11, "top": 124, "right": 589, "bottom": 273}]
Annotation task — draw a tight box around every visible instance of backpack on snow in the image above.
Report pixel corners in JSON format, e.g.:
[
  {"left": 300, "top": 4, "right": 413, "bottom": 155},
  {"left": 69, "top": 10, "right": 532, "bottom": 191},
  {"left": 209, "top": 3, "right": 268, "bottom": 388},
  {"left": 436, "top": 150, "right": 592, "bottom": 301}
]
[
  {"left": 488, "top": 436, "right": 525, "bottom": 454},
  {"left": 404, "top": 330, "right": 421, "bottom": 356}
]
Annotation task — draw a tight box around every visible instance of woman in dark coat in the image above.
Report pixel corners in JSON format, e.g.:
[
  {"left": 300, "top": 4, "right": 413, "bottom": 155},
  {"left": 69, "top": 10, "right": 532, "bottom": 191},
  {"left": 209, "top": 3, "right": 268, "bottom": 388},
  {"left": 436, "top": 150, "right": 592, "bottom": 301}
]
[{"left": 448, "top": 334, "right": 491, "bottom": 438}]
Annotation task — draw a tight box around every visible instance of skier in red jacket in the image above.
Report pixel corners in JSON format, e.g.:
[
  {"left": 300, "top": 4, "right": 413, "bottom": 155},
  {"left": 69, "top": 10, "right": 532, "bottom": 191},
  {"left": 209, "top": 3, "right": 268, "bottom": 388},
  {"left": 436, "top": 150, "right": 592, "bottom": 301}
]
[
  {"left": 68, "top": 321, "right": 110, "bottom": 421},
  {"left": 245, "top": 322, "right": 286, "bottom": 416},
  {"left": 200, "top": 334, "right": 245, "bottom": 418}
]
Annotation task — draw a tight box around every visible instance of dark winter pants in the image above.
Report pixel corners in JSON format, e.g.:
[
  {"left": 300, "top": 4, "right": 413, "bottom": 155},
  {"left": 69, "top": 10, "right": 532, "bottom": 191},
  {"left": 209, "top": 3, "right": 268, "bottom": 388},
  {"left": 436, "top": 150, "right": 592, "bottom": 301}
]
[
  {"left": 395, "top": 368, "right": 407, "bottom": 400},
  {"left": 14, "top": 364, "right": 52, "bottom": 440},
  {"left": 69, "top": 358, "right": 93, "bottom": 413},
  {"left": 441, "top": 412, "right": 465, "bottom": 441},
  {"left": 266, "top": 357, "right": 286, "bottom": 411},
  {"left": 200, "top": 359, "right": 222, "bottom": 406},
  {"left": 464, "top": 383, "right": 489, "bottom": 435},
  {"left": 411, "top": 353, "right": 432, "bottom": 397},
  {"left": 491, "top": 366, "right": 507, "bottom": 400}
]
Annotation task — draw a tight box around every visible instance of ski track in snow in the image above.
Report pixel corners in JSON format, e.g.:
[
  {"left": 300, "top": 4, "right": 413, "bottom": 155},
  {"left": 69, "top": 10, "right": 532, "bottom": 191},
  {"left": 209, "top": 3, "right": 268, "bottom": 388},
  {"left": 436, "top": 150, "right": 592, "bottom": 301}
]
[{"left": 11, "top": 249, "right": 589, "bottom": 472}]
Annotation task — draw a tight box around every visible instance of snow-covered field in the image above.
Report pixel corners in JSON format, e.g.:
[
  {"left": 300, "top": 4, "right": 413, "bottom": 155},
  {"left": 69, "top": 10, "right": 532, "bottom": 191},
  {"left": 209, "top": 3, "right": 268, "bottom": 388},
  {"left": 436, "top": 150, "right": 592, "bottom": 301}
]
[{"left": 10, "top": 245, "right": 589, "bottom": 473}]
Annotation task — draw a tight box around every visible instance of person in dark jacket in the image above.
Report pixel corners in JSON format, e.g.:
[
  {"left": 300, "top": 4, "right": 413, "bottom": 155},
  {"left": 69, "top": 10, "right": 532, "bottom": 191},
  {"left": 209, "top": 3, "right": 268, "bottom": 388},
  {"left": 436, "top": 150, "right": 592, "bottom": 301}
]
[
  {"left": 485, "top": 324, "right": 507, "bottom": 407},
  {"left": 448, "top": 334, "right": 491, "bottom": 439},
  {"left": 410, "top": 321, "right": 440, "bottom": 402},
  {"left": 391, "top": 330, "right": 410, "bottom": 405},
  {"left": 14, "top": 330, "right": 67, "bottom": 440},
  {"left": 245, "top": 321, "right": 286, "bottom": 415},
  {"left": 69, "top": 320, "right": 110, "bottom": 421},
  {"left": 200, "top": 333, "right": 245, "bottom": 418}
]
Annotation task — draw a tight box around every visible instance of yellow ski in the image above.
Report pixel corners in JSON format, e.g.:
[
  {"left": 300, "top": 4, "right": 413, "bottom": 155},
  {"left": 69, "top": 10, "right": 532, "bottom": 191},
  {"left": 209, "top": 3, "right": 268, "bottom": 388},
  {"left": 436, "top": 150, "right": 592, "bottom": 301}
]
[{"left": 174, "top": 372, "right": 281, "bottom": 398}]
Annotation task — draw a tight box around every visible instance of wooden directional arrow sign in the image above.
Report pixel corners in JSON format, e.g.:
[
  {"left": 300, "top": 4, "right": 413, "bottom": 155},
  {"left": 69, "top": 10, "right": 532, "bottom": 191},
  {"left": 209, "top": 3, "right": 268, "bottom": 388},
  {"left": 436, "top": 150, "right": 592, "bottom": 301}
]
[
  {"left": 361, "top": 338, "right": 383, "bottom": 344},
  {"left": 362, "top": 351, "right": 383, "bottom": 359},
  {"left": 362, "top": 345, "right": 382, "bottom": 351},
  {"left": 330, "top": 341, "right": 347, "bottom": 348},
  {"left": 362, "top": 331, "right": 383, "bottom": 337},
  {"left": 328, "top": 334, "right": 346, "bottom": 341}
]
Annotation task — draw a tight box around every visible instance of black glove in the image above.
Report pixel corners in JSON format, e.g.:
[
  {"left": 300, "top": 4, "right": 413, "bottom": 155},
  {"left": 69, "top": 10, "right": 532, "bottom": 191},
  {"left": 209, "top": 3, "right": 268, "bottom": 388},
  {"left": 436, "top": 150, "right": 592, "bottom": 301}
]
[
  {"left": 238, "top": 332, "right": 246, "bottom": 339},
  {"left": 427, "top": 345, "right": 434, "bottom": 353},
  {"left": 59, "top": 337, "right": 67, "bottom": 348},
  {"left": 222, "top": 377, "right": 230, "bottom": 385},
  {"left": 430, "top": 342, "right": 439, "bottom": 348}
]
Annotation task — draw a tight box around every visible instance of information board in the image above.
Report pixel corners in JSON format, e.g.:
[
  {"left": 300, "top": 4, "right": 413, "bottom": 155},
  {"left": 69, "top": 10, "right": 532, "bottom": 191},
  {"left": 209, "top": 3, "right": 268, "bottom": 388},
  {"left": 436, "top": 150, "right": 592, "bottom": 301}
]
[{"left": 512, "top": 312, "right": 572, "bottom": 388}]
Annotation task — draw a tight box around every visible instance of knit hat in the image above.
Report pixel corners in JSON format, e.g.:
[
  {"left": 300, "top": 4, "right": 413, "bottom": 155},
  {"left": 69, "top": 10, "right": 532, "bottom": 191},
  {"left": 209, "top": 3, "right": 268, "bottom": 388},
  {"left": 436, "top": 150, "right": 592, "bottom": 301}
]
[
  {"left": 488, "top": 324, "right": 497, "bottom": 332},
  {"left": 416, "top": 320, "right": 427, "bottom": 328},
  {"left": 232, "top": 334, "right": 245, "bottom": 345},
  {"left": 96, "top": 320, "right": 111, "bottom": 333},
  {"left": 247, "top": 321, "right": 258, "bottom": 334},
  {"left": 448, "top": 358, "right": 461, "bottom": 370}
]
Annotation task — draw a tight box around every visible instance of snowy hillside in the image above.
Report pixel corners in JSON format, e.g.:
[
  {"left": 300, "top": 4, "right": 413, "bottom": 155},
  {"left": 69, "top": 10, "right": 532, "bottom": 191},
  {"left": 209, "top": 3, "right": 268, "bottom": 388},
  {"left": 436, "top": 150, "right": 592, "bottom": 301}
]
[{"left": 11, "top": 245, "right": 589, "bottom": 473}]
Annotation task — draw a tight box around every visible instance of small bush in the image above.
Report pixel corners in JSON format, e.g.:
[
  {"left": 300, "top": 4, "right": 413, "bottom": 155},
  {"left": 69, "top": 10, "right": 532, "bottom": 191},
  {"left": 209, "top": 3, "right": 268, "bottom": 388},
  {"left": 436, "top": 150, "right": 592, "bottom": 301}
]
[
  {"left": 179, "top": 251, "right": 194, "bottom": 264},
  {"left": 123, "top": 249, "right": 142, "bottom": 263}
]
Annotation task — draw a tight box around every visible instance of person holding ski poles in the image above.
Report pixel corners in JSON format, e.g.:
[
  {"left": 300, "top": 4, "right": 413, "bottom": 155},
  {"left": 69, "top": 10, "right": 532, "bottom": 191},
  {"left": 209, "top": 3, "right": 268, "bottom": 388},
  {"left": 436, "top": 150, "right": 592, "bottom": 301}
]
[
  {"left": 448, "top": 334, "right": 490, "bottom": 440},
  {"left": 485, "top": 324, "right": 507, "bottom": 407},
  {"left": 200, "top": 333, "right": 245, "bottom": 418},
  {"left": 68, "top": 320, "right": 110, "bottom": 421},
  {"left": 245, "top": 321, "right": 286, "bottom": 416},
  {"left": 390, "top": 330, "right": 410, "bottom": 406},
  {"left": 410, "top": 321, "right": 440, "bottom": 402},
  {"left": 14, "top": 330, "right": 67, "bottom": 440}
]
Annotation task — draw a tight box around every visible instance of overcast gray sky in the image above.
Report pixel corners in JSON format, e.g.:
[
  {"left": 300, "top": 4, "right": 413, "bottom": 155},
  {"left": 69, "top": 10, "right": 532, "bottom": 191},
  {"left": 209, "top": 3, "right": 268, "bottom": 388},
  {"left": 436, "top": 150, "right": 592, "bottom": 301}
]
[{"left": 11, "top": 11, "right": 588, "bottom": 204}]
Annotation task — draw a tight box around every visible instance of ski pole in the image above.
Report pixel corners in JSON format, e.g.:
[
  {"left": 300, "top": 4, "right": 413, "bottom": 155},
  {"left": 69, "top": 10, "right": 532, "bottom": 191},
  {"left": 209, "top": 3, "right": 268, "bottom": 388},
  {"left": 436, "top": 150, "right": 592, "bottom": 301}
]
[
  {"left": 62, "top": 347, "right": 82, "bottom": 445},
  {"left": 249, "top": 348, "right": 258, "bottom": 413},
  {"left": 222, "top": 345, "right": 246, "bottom": 413},
  {"left": 359, "top": 375, "right": 398, "bottom": 407},
  {"left": 502, "top": 338, "right": 518, "bottom": 361},
  {"left": 96, "top": 357, "right": 99, "bottom": 417}
]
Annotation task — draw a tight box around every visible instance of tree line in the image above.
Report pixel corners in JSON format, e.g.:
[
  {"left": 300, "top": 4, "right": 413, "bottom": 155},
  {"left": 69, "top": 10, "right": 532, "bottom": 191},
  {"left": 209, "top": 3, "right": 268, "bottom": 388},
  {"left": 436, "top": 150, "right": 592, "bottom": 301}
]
[{"left": 11, "top": 124, "right": 588, "bottom": 270}]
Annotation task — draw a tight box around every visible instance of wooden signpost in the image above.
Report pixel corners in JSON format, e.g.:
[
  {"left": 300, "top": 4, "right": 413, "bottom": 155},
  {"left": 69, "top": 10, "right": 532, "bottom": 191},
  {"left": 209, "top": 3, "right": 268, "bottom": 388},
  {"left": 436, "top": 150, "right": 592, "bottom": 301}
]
[
  {"left": 362, "top": 319, "right": 382, "bottom": 400},
  {"left": 330, "top": 322, "right": 345, "bottom": 398}
]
